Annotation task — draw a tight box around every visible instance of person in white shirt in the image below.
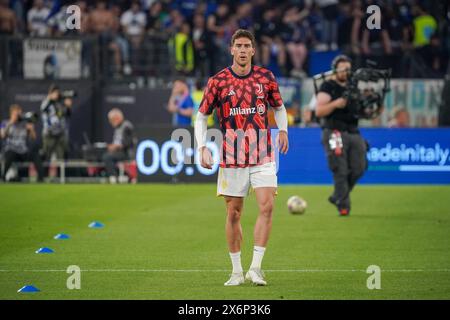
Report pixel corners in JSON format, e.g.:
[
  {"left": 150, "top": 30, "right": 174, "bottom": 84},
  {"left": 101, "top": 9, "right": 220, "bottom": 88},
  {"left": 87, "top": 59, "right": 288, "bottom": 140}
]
[
  {"left": 27, "top": 0, "right": 50, "bottom": 36},
  {"left": 120, "top": 0, "right": 147, "bottom": 47}
]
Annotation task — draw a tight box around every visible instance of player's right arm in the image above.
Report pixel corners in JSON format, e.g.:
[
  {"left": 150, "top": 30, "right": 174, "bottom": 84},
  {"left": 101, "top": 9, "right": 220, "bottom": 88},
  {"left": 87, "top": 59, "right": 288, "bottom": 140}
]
[
  {"left": 195, "top": 112, "right": 213, "bottom": 169},
  {"left": 195, "top": 78, "right": 218, "bottom": 169}
]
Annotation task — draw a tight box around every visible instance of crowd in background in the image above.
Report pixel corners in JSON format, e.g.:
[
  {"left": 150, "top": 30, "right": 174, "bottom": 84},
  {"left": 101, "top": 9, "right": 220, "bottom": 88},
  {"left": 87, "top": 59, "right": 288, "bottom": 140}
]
[{"left": 0, "top": 0, "right": 448, "bottom": 79}]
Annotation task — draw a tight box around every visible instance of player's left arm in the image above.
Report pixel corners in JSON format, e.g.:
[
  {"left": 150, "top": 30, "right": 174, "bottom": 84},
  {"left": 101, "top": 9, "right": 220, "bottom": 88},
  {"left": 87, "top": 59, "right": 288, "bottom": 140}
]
[
  {"left": 194, "top": 78, "right": 217, "bottom": 169},
  {"left": 268, "top": 73, "right": 289, "bottom": 154}
]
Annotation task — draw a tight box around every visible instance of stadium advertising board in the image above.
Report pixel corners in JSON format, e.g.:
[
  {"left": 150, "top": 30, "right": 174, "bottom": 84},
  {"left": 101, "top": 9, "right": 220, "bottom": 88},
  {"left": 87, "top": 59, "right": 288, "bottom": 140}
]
[
  {"left": 23, "top": 38, "right": 82, "bottom": 79},
  {"left": 136, "top": 127, "right": 450, "bottom": 184},
  {"left": 135, "top": 127, "right": 220, "bottom": 183},
  {"left": 278, "top": 128, "right": 450, "bottom": 184}
]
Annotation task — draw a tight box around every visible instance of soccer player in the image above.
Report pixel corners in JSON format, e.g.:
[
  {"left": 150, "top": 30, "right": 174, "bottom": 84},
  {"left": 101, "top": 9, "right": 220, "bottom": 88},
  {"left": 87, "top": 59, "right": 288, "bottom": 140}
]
[{"left": 194, "top": 29, "right": 289, "bottom": 286}]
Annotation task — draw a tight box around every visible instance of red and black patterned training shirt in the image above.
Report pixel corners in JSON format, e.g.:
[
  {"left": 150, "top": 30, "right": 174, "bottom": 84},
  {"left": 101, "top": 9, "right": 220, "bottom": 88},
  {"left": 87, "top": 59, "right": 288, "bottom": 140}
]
[{"left": 198, "top": 65, "right": 284, "bottom": 168}]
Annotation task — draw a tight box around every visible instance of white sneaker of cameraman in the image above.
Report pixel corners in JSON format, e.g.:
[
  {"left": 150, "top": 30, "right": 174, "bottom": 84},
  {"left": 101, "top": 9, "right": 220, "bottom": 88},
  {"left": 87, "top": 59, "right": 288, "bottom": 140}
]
[
  {"left": 245, "top": 268, "right": 267, "bottom": 286},
  {"left": 224, "top": 272, "right": 245, "bottom": 286}
]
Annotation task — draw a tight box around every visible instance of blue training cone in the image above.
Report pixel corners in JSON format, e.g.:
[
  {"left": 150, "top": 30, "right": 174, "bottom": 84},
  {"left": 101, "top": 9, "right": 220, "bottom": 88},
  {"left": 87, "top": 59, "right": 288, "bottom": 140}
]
[
  {"left": 88, "top": 221, "right": 104, "bottom": 228},
  {"left": 54, "top": 233, "right": 70, "bottom": 240},
  {"left": 18, "top": 285, "right": 40, "bottom": 293},
  {"left": 35, "top": 247, "right": 54, "bottom": 254}
]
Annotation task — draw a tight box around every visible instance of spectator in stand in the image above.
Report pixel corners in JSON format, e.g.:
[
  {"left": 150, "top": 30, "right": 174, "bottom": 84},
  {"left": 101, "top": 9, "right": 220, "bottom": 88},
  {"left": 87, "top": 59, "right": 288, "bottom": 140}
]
[
  {"left": 164, "top": 8, "right": 185, "bottom": 36},
  {"left": 146, "top": 1, "right": 167, "bottom": 35},
  {"left": 416, "top": 33, "right": 448, "bottom": 78},
  {"left": 304, "top": 1, "right": 322, "bottom": 50},
  {"left": 411, "top": 3, "right": 437, "bottom": 48},
  {"left": 388, "top": 107, "right": 410, "bottom": 128},
  {"left": 111, "top": 2, "right": 133, "bottom": 75},
  {"left": 76, "top": 0, "right": 91, "bottom": 35},
  {"left": 361, "top": 11, "right": 392, "bottom": 56},
  {"left": 316, "top": 0, "right": 339, "bottom": 51},
  {"left": 141, "top": 0, "right": 157, "bottom": 11},
  {"left": 173, "top": 0, "right": 198, "bottom": 22},
  {"left": 192, "top": 13, "right": 210, "bottom": 77},
  {"left": 121, "top": 0, "right": 147, "bottom": 49},
  {"left": 384, "top": 3, "right": 409, "bottom": 55},
  {"left": 90, "top": 0, "right": 120, "bottom": 74},
  {"left": 90, "top": 0, "right": 130, "bottom": 76},
  {"left": 10, "top": 0, "right": 25, "bottom": 33},
  {"left": 167, "top": 78, "right": 194, "bottom": 127},
  {"left": 193, "top": 1, "right": 207, "bottom": 17},
  {"left": 257, "top": 6, "right": 286, "bottom": 77},
  {"left": 0, "top": 0, "right": 17, "bottom": 35},
  {"left": 252, "top": 0, "right": 270, "bottom": 25},
  {"left": 171, "top": 21, "right": 194, "bottom": 75},
  {"left": 235, "top": 2, "right": 253, "bottom": 31},
  {"left": 337, "top": 0, "right": 363, "bottom": 56},
  {"left": 281, "top": 5, "right": 310, "bottom": 78},
  {"left": 400, "top": 2, "right": 441, "bottom": 77},
  {"left": 90, "top": 1, "right": 116, "bottom": 35},
  {"left": 207, "top": 2, "right": 231, "bottom": 73},
  {"left": 119, "top": 1, "right": 145, "bottom": 76},
  {"left": 27, "top": 0, "right": 50, "bottom": 36}
]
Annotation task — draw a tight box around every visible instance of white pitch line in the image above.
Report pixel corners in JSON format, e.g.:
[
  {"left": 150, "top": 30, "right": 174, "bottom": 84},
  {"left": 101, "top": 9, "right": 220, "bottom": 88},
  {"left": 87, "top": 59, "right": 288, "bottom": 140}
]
[{"left": 0, "top": 269, "right": 450, "bottom": 273}]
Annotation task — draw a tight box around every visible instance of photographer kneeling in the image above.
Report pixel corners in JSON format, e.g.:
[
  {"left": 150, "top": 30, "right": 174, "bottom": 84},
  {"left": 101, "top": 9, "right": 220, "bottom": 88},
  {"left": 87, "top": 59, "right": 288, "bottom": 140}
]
[
  {"left": 1, "top": 104, "right": 44, "bottom": 182},
  {"left": 40, "top": 84, "right": 73, "bottom": 161},
  {"left": 316, "top": 55, "right": 368, "bottom": 216}
]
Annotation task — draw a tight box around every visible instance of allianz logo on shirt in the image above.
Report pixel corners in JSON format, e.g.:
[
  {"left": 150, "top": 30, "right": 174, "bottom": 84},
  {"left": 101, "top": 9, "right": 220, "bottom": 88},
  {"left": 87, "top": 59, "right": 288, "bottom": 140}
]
[{"left": 229, "top": 104, "right": 266, "bottom": 116}]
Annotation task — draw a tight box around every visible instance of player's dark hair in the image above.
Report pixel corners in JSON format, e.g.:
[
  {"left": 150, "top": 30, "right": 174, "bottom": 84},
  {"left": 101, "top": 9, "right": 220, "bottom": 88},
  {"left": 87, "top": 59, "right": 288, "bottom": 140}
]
[{"left": 230, "top": 29, "right": 256, "bottom": 48}]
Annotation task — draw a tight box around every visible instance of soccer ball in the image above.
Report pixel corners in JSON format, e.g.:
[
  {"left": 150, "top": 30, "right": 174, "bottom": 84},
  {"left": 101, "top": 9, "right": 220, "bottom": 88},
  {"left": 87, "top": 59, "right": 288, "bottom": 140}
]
[{"left": 287, "top": 196, "right": 307, "bottom": 214}]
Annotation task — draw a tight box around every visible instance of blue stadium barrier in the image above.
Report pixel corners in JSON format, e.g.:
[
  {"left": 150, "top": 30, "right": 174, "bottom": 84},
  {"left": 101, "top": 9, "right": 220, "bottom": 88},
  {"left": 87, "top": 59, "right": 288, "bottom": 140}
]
[
  {"left": 278, "top": 128, "right": 450, "bottom": 185},
  {"left": 308, "top": 50, "right": 341, "bottom": 76}
]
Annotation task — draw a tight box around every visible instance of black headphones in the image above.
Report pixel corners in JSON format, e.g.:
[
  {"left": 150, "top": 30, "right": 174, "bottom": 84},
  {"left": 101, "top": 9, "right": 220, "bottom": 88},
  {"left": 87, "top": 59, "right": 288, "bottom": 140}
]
[{"left": 331, "top": 54, "right": 352, "bottom": 72}]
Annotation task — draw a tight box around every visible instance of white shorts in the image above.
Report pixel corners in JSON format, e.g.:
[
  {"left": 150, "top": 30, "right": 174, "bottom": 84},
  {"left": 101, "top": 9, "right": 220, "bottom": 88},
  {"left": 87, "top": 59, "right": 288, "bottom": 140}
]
[{"left": 217, "top": 162, "right": 277, "bottom": 197}]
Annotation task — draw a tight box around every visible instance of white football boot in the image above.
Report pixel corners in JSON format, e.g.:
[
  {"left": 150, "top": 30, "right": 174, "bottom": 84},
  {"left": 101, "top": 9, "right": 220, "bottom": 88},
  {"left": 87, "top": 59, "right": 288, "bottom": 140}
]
[
  {"left": 224, "top": 272, "right": 245, "bottom": 286},
  {"left": 245, "top": 268, "right": 267, "bottom": 286}
]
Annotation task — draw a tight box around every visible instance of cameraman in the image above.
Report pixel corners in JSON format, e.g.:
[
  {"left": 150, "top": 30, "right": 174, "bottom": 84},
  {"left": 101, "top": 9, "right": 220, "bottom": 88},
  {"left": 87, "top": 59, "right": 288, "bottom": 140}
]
[
  {"left": 316, "top": 55, "right": 367, "bottom": 216},
  {"left": 40, "top": 84, "right": 72, "bottom": 161},
  {"left": 1, "top": 104, "right": 44, "bottom": 182}
]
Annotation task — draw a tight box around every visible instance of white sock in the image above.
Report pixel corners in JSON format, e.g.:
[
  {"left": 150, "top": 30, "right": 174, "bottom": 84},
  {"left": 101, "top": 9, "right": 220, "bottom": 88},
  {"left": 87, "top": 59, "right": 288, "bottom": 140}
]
[
  {"left": 250, "top": 246, "right": 266, "bottom": 270},
  {"left": 229, "top": 251, "right": 243, "bottom": 274}
]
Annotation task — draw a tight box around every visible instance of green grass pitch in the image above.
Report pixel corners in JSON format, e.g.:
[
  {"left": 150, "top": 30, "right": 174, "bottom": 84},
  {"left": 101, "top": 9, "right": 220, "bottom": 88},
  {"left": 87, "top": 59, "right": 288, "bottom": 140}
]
[{"left": 0, "top": 184, "right": 449, "bottom": 299}]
